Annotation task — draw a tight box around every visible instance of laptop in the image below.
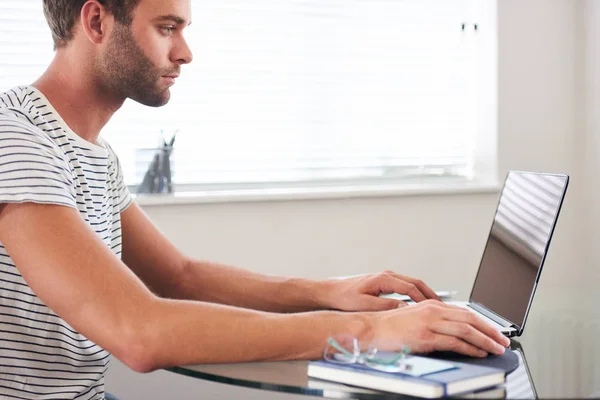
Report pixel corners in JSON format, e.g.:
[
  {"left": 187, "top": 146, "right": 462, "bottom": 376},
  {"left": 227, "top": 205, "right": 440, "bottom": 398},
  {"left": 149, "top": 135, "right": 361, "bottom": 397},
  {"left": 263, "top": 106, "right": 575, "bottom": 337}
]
[
  {"left": 388, "top": 171, "right": 569, "bottom": 337},
  {"left": 449, "top": 171, "right": 569, "bottom": 336}
]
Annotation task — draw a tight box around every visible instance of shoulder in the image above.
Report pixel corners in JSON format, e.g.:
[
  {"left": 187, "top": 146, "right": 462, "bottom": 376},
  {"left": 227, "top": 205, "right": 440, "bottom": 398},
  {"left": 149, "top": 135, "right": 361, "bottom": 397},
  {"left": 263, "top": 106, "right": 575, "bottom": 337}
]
[
  {"left": 0, "top": 86, "right": 34, "bottom": 108},
  {"left": 0, "top": 112, "right": 65, "bottom": 155},
  {"left": 0, "top": 86, "right": 55, "bottom": 143},
  {"left": 0, "top": 86, "right": 41, "bottom": 123},
  {"left": 0, "top": 94, "right": 77, "bottom": 205},
  {"left": 0, "top": 103, "right": 73, "bottom": 179}
]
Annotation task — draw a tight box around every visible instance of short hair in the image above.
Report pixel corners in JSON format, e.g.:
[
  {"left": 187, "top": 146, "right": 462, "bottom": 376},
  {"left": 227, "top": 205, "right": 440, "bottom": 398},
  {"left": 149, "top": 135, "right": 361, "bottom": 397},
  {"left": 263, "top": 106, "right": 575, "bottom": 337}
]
[{"left": 43, "top": 0, "right": 142, "bottom": 49}]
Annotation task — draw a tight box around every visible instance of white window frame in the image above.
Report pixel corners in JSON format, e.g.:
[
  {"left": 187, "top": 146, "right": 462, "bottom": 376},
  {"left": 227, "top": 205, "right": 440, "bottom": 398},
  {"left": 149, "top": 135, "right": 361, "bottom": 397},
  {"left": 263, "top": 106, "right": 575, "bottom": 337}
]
[
  {"left": 0, "top": 1, "right": 499, "bottom": 206},
  {"left": 133, "top": 0, "right": 499, "bottom": 205}
]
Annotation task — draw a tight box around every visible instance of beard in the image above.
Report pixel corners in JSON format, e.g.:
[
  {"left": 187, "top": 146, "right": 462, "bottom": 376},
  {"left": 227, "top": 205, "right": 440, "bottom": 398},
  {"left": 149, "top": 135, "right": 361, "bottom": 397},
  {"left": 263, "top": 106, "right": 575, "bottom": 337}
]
[{"left": 95, "top": 23, "right": 177, "bottom": 107}]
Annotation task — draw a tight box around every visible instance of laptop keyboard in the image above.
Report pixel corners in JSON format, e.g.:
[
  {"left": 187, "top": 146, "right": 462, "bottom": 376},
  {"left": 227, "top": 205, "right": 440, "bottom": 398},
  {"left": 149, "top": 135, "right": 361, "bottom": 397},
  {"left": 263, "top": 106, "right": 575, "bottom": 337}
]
[
  {"left": 406, "top": 300, "right": 514, "bottom": 333},
  {"left": 447, "top": 302, "right": 510, "bottom": 332}
]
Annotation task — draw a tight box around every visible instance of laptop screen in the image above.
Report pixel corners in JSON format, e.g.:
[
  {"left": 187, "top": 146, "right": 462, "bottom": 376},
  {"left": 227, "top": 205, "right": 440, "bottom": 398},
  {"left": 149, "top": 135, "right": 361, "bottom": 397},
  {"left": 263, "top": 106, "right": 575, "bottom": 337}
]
[{"left": 469, "top": 171, "right": 568, "bottom": 327}]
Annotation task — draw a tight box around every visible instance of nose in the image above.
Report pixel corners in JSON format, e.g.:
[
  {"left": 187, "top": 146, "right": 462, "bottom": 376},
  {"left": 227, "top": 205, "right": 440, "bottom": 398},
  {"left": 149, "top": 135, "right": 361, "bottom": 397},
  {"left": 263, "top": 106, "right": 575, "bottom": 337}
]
[{"left": 173, "top": 36, "right": 193, "bottom": 65}]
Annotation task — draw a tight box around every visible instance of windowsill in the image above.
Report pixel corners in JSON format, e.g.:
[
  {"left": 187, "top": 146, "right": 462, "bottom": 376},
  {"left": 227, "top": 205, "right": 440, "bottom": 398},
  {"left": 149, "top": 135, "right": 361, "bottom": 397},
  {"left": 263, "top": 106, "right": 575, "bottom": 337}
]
[{"left": 132, "top": 178, "right": 502, "bottom": 207}]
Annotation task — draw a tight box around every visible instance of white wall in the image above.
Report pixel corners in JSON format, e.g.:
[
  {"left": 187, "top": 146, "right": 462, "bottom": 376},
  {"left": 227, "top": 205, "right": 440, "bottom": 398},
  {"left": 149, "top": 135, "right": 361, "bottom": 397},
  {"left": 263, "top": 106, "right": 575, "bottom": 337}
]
[
  {"left": 582, "top": 0, "right": 600, "bottom": 288},
  {"left": 105, "top": 1, "right": 590, "bottom": 398}
]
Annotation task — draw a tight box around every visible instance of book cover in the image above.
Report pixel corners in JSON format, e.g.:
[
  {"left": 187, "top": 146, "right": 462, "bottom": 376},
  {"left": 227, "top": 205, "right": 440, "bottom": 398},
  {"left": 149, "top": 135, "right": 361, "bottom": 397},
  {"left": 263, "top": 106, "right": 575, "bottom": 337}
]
[
  {"left": 307, "top": 355, "right": 505, "bottom": 398},
  {"left": 307, "top": 378, "right": 507, "bottom": 399}
]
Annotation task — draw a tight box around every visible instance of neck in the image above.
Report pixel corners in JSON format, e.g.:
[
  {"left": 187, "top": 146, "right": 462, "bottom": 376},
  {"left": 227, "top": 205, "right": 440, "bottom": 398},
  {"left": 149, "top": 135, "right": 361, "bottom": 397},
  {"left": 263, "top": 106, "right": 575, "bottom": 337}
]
[{"left": 32, "top": 49, "right": 125, "bottom": 145}]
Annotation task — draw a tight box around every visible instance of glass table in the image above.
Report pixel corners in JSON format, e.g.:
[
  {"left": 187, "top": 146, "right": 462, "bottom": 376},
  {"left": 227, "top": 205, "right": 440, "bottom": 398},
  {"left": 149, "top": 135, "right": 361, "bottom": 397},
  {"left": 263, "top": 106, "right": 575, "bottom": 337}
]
[{"left": 166, "top": 293, "right": 600, "bottom": 399}]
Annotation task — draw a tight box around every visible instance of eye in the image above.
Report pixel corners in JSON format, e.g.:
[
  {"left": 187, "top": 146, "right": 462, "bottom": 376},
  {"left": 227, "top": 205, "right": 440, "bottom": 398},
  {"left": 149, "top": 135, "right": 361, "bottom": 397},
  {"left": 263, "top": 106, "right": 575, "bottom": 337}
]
[{"left": 160, "top": 26, "right": 176, "bottom": 35}]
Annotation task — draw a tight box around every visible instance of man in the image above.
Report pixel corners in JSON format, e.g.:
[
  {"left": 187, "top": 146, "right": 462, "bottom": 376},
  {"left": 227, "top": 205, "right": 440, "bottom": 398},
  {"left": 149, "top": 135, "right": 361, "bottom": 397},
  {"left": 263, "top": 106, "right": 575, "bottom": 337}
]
[{"left": 0, "top": 1, "right": 510, "bottom": 399}]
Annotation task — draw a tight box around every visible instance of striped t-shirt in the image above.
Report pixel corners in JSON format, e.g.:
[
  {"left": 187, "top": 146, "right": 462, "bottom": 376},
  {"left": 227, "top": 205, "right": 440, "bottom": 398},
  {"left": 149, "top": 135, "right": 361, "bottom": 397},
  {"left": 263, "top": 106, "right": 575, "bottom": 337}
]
[{"left": 0, "top": 86, "right": 132, "bottom": 400}]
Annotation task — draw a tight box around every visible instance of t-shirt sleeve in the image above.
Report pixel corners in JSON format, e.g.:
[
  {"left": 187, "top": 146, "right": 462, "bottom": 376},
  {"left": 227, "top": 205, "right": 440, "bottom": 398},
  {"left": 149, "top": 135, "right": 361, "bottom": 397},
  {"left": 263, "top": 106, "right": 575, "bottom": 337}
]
[
  {"left": 0, "top": 115, "right": 77, "bottom": 208},
  {"left": 105, "top": 142, "right": 132, "bottom": 213}
]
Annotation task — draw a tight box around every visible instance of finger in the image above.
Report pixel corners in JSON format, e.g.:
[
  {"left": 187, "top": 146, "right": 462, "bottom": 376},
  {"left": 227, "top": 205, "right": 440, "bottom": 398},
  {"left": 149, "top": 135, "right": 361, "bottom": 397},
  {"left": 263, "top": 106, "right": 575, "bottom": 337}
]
[
  {"left": 432, "top": 320, "right": 504, "bottom": 356},
  {"left": 359, "top": 295, "right": 408, "bottom": 311},
  {"left": 372, "top": 273, "right": 429, "bottom": 303},
  {"left": 363, "top": 274, "right": 425, "bottom": 303},
  {"left": 443, "top": 308, "right": 511, "bottom": 349},
  {"left": 389, "top": 273, "right": 440, "bottom": 301},
  {"left": 386, "top": 278, "right": 428, "bottom": 303},
  {"left": 430, "top": 333, "right": 488, "bottom": 358}
]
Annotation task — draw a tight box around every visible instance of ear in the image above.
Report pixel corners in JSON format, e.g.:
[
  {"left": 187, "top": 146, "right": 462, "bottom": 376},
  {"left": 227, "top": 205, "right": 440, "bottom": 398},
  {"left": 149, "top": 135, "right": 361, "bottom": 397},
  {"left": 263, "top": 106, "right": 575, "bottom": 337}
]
[{"left": 80, "top": 0, "right": 112, "bottom": 45}]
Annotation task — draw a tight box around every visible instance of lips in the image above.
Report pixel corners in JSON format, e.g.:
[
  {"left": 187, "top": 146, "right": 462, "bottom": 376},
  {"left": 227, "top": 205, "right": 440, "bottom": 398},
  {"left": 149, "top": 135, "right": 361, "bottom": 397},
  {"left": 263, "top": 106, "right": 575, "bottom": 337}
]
[{"left": 161, "top": 73, "right": 179, "bottom": 86}]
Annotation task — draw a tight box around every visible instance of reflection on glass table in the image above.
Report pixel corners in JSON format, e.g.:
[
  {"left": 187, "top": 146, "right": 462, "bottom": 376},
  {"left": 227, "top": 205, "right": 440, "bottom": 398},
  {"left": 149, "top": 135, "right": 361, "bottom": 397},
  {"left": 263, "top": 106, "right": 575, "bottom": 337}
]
[
  {"left": 166, "top": 309, "right": 600, "bottom": 399},
  {"left": 166, "top": 341, "right": 535, "bottom": 399}
]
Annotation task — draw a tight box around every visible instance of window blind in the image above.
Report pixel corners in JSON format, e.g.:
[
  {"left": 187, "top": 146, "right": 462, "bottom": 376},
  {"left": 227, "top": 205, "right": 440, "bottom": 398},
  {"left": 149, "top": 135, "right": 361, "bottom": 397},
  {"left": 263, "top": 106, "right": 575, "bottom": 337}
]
[{"left": 0, "top": 0, "right": 480, "bottom": 189}]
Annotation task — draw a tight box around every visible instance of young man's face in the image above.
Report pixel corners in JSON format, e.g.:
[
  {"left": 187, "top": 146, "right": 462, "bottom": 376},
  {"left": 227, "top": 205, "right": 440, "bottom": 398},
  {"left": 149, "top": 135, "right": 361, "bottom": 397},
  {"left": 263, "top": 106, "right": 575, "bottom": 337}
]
[{"left": 96, "top": 0, "right": 193, "bottom": 107}]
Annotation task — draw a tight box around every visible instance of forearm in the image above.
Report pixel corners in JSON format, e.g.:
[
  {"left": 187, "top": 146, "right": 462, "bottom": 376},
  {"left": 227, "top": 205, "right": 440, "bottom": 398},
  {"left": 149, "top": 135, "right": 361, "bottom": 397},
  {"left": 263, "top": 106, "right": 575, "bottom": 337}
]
[
  {"left": 167, "top": 258, "right": 333, "bottom": 313},
  {"left": 119, "top": 205, "right": 334, "bottom": 312},
  {"left": 136, "top": 297, "right": 372, "bottom": 371}
]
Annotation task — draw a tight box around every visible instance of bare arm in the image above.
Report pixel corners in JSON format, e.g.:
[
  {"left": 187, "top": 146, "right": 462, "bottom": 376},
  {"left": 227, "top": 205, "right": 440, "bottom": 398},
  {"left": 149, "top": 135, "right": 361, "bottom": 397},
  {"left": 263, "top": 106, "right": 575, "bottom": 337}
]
[
  {"left": 0, "top": 203, "right": 509, "bottom": 374},
  {"left": 120, "top": 203, "right": 439, "bottom": 312},
  {"left": 0, "top": 203, "right": 369, "bottom": 371},
  {"left": 120, "top": 203, "right": 323, "bottom": 312}
]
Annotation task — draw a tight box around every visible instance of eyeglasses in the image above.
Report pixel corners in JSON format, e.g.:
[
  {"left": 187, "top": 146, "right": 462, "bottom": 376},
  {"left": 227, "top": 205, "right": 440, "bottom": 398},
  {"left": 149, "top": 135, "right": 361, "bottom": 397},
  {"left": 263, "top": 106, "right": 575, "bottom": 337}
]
[{"left": 324, "top": 335, "right": 412, "bottom": 373}]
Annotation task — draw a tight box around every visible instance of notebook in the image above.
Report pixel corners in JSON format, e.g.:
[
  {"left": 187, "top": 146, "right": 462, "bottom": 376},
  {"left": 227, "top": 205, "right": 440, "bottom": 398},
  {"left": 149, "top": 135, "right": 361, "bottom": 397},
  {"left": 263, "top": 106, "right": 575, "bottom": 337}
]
[
  {"left": 307, "top": 377, "right": 507, "bottom": 399},
  {"left": 307, "top": 353, "right": 505, "bottom": 398}
]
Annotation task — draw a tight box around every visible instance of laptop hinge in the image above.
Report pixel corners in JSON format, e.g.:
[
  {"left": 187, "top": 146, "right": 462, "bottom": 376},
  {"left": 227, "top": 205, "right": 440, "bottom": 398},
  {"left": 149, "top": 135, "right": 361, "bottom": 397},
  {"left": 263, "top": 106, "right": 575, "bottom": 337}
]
[{"left": 468, "top": 302, "right": 518, "bottom": 329}]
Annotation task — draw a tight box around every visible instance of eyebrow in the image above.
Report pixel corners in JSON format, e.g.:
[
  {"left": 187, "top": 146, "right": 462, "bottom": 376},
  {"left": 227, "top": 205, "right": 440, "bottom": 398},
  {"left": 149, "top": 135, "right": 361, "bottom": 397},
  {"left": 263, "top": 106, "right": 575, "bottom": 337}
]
[{"left": 153, "top": 15, "right": 191, "bottom": 26}]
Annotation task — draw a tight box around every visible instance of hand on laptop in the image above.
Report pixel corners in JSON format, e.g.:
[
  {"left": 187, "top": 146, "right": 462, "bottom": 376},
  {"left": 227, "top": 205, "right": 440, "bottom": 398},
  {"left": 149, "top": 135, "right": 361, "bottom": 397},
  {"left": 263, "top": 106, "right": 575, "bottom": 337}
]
[
  {"left": 318, "top": 270, "right": 441, "bottom": 312},
  {"left": 369, "top": 300, "right": 511, "bottom": 357}
]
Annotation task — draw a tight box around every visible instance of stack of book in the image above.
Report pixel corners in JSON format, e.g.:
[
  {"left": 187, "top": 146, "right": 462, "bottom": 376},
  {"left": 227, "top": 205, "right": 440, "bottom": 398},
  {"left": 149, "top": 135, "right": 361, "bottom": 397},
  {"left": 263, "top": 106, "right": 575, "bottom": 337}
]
[{"left": 307, "top": 353, "right": 507, "bottom": 398}]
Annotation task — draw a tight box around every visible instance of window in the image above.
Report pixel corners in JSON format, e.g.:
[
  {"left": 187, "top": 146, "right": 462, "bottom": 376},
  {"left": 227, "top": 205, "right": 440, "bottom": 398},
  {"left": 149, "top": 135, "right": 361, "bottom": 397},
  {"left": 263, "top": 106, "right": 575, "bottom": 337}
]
[{"left": 0, "top": 0, "right": 496, "bottom": 193}]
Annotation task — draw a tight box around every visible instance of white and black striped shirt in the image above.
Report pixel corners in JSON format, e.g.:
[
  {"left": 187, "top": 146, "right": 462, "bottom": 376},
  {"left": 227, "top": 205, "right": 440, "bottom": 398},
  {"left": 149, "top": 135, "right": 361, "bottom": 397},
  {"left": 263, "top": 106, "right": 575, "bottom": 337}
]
[{"left": 0, "top": 86, "right": 132, "bottom": 400}]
